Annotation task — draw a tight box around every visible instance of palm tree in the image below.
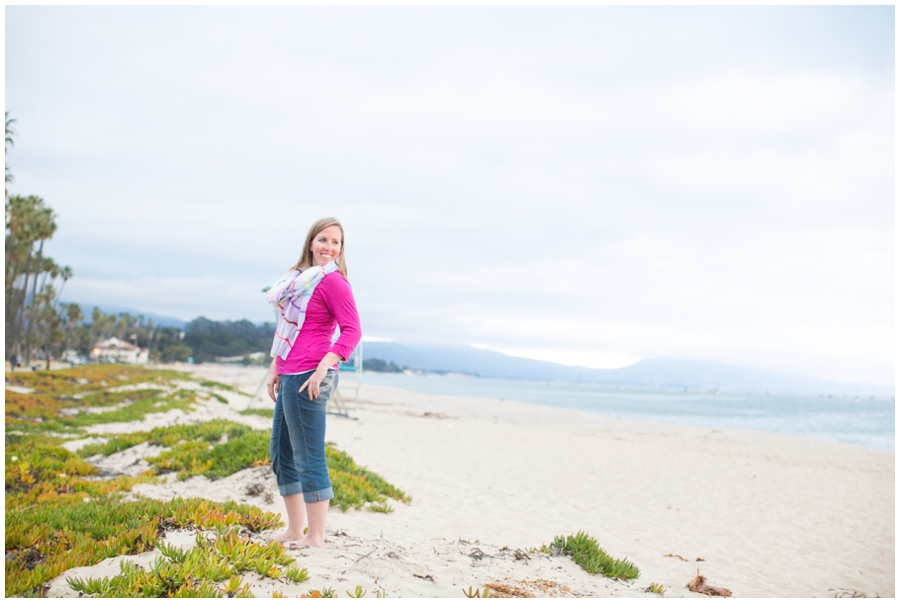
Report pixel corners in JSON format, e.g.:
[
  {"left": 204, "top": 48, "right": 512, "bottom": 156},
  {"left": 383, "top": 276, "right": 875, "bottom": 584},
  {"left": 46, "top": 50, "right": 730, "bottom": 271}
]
[
  {"left": 116, "top": 312, "right": 137, "bottom": 341},
  {"left": 5, "top": 112, "right": 15, "bottom": 147},
  {"left": 3, "top": 118, "right": 72, "bottom": 365},
  {"left": 6, "top": 112, "right": 15, "bottom": 193},
  {"left": 55, "top": 265, "right": 73, "bottom": 308},
  {"left": 5, "top": 195, "right": 59, "bottom": 362},
  {"left": 21, "top": 207, "right": 58, "bottom": 363},
  {"left": 61, "top": 302, "right": 84, "bottom": 357}
]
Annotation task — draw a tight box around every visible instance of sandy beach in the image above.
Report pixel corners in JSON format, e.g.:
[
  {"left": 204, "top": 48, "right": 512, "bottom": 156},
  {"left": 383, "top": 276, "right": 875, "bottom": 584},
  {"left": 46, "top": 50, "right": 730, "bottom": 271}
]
[{"left": 44, "top": 364, "right": 894, "bottom": 598}]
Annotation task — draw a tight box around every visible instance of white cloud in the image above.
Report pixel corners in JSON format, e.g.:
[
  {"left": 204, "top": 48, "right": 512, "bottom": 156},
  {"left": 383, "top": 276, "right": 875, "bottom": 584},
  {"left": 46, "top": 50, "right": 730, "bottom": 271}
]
[
  {"left": 5, "top": 6, "right": 893, "bottom": 385},
  {"left": 471, "top": 343, "right": 640, "bottom": 370},
  {"left": 360, "top": 336, "right": 394, "bottom": 343},
  {"left": 669, "top": 74, "right": 854, "bottom": 127},
  {"left": 64, "top": 276, "right": 267, "bottom": 322}
]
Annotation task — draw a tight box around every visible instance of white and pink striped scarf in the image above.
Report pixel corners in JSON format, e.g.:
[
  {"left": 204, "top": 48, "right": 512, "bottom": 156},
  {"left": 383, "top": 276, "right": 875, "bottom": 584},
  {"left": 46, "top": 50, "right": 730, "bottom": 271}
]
[{"left": 265, "top": 261, "right": 339, "bottom": 360}]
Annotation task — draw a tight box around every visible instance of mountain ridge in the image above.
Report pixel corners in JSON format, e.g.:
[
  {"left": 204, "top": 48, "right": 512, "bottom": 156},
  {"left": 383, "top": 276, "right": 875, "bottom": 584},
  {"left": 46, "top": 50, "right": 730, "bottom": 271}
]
[{"left": 360, "top": 341, "right": 893, "bottom": 397}]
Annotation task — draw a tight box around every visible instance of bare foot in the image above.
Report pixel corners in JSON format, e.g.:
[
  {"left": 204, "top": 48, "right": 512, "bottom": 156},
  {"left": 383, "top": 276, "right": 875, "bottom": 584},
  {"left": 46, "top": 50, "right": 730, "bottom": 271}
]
[
  {"left": 264, "top": 530, "right": 306, "bottom": 543},
  {"left": 284, "top": 535, "right": 325, "bottom": 549}
]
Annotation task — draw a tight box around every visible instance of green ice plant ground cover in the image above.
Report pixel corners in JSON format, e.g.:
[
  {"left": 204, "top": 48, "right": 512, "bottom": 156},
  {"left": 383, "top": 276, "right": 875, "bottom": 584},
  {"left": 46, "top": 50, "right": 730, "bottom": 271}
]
[
  {"left": 538, "top": 531, "right": 641, "bottom": 580},
  {"left": 240, "top": 407, "right": 275, "bottom": 418},
  {"left": 5, "top": 434, "right": 281, "bottom": 596},
  {"left": 5, "top": 365, "right": 193, "bottom": 437},
  {"left": 5, "top": 366, "right": 409, "bottom": 597},
  {"left": 66, "top": 529, "right": 309, "bottom": 597},
  {"left": 77, "top": 419, "right": 271, "bottom": 480},
  {"left": 198, "top": 379, "right": 251, "bottom": 396},
  {"left": 78, "top": 419, "right": 411, "bottom": 509}
]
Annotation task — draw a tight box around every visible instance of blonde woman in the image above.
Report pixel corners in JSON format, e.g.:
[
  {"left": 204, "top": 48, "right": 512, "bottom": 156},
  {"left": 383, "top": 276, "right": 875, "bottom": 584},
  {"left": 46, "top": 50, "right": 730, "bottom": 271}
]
[{"left": 264, "top": 217, "right": 361, "bottom": 548}]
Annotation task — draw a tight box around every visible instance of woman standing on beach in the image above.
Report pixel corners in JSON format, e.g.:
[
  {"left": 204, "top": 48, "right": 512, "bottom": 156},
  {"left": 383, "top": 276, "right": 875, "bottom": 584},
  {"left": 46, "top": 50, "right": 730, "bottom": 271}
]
[{"left": 264, "top": 217, "right": 361, "bottom": 548}]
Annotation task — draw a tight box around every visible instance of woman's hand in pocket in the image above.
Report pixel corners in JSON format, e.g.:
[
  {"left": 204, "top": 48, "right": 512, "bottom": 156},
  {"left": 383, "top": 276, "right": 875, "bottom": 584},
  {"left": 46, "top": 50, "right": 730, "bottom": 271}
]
[{"left": 299, "top": 367, "right": 329, "bottom": 400}]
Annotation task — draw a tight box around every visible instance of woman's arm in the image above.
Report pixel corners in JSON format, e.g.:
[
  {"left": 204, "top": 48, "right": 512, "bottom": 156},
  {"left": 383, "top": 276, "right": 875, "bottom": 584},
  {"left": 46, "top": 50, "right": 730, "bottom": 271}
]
[
  {"left": 324, "top": 277, "right": 362, "bottom": 363},
  {"left": 299, "top": 275, "right": 362, "bottom": 400},
  {"left": 266, "top": 359, "right": 280, "bottom": 402}
]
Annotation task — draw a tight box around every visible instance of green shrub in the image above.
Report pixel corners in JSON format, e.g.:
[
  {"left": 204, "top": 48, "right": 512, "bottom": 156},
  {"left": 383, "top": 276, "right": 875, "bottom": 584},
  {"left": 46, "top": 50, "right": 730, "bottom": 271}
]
[{"left": 548, "top": 531, "right": 640, "bottom": 580}]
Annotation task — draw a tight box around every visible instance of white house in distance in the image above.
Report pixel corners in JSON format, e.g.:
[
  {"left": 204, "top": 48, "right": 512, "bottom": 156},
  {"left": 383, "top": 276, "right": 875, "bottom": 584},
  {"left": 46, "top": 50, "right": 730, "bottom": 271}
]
[{"left": 91, "top": 337, "right": 149, "bottom": 364}]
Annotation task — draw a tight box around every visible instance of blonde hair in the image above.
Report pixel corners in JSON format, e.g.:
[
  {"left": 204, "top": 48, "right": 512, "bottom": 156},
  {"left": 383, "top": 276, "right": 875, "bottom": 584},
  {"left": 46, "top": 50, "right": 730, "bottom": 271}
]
[{"left": 291, "top": 217, "right": 348, "bottom": 277}]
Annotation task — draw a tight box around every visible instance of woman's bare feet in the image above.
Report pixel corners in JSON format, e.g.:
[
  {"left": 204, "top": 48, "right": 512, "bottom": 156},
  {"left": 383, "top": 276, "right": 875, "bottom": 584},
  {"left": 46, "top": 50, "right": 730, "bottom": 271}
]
[
  {"left": 268, "top": 494, "right": 308, "bottom": 544},
  {"left": 287, "top": 500, "right": 329, "bottom": 549},
  {"left": 285, "top": 534, "right": 325, "bottom": 549},
  {"left": 264, "top": 529, "right": 306, "bottom": 543}
]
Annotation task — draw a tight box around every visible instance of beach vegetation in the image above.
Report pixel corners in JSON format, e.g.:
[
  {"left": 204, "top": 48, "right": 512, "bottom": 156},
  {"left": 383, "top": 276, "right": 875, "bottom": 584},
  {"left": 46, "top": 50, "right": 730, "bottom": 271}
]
[
  {"left": 5, "top": 365, "right": 192, "bottom": 436},
  {"left": 7, "top": 480, "right": 280, "bottom": 597},
  {"left": 77, "top": 422, "right": 409, "bottom": 511},
  {"left": 285, "top": 565, "right": 311, "bottom": 583},
  {"left": 199, "top": 379, "right": 251, "bottom": 396},
  {"left": 547, "top": 531, "right": 640, "bottom": 580},
  {"left": 462, "top": 586, "right": 494, "bottom": 598},
  {"left": 78, "top": 419, "right": 267, "bottom": 480},
  {"left": 205, "top": 391, "right": 230, "bottom": 404},
  {"left": 76, "top": 390, "right": 196, "bottom": 426},
  {"left": 327, "top": 444, "right": 410, "bottom": 510},
  {"left": 78, "top": 419, "right": 245, "bottom": 458},
  {"left": 346, "top": 585, "right": 368, "bottom": 597},
  {"left": 4, "top": 417, "right": 282, "bottom": 596},
  {"left": 301, "top": 587, "right": 337, "bottom": 598},
  {"left": 66, "top": 528, "right": 303, "bottom": 597},
  {"left": 6, "top": 438, "right": 99, "bottom": 487},
  {"left": 647, "top": 582, "right": 666, "bottom": 594},
  {"left": 5, "top": 364, "right": 182, "bottom": 394},
  {"left": 368, "top": 502, "right": 393, "bottom": 513},
  {"left": 240, "top": 407, "right": 275, "bottom": 418},
  {"left": 6, "top": 366, "right": 409, "bottom": 596}
]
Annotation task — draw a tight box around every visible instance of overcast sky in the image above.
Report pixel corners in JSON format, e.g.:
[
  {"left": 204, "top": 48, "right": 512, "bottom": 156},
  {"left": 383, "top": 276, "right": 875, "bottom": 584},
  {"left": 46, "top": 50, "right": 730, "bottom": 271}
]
[{"left": 5, "top": 6, "right": 894, "bottom": 385}]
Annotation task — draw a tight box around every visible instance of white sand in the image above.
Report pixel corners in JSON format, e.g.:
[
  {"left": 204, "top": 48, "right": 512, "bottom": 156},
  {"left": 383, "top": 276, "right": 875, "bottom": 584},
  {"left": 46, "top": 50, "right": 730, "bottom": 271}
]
[{"left": 47, "top": 364, "right": 894, "bottom": 598}]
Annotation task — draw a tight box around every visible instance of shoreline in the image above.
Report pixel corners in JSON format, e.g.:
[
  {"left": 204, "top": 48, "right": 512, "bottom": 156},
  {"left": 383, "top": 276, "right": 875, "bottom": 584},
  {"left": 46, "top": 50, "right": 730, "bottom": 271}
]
[
  {"left": 39, "top": 364, "right": 894, "bottom": 597},
  {"left": 360, "top": 370, "right": 896, "bottom": 452}
]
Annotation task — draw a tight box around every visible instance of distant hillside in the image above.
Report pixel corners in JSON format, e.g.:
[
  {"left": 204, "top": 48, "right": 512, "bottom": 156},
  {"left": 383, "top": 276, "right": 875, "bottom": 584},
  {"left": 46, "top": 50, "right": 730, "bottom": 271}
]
[
  {"left": 184, "top": 317, "right": 274, "bottom": 363},
  {"left": 361, "top": 342, "right": 893, "bottom": 397}
]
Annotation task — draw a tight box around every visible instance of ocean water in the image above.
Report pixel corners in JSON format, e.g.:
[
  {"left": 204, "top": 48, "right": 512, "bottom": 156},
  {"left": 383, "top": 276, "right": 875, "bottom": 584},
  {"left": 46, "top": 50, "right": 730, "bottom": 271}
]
[{"left": 357, "top": 372, "right": 895, "bottom": 451}]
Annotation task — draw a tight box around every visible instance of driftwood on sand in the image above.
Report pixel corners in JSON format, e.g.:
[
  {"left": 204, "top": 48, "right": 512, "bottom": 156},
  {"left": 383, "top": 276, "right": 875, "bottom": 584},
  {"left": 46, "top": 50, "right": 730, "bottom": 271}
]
[{"left": 687, "top": 570, "right": 732, "bottom": 597}]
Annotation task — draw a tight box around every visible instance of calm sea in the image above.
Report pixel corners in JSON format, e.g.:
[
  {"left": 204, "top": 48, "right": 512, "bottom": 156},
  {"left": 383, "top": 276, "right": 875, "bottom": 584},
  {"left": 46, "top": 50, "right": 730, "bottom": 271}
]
[{"left": 357, "top": 372, "right": 895, "bottom": 451}]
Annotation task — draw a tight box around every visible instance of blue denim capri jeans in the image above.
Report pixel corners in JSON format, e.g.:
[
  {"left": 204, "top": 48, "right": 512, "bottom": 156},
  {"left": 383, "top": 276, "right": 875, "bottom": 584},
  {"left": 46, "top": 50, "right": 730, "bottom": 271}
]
[{"left": 269, "top": 369, "right": 338, "bottom": 503}]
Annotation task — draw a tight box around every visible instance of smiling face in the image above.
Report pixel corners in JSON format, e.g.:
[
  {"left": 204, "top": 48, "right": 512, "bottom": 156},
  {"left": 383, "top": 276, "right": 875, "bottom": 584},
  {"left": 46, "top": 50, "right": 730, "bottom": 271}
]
[{"left": 309, "top": 225, "right": 343, "bottom": 267}]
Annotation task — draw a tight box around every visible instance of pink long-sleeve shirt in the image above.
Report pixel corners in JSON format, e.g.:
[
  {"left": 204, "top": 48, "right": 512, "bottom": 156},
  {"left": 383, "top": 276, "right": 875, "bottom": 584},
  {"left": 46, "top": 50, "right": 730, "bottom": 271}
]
[{"left": 275, "top": 272, "right": 361, "bottom": 375}]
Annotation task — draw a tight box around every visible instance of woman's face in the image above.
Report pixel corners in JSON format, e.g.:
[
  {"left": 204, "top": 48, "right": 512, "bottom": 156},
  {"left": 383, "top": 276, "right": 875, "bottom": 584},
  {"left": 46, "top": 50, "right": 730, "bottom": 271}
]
[{"left": 310, "top": 225, "right": 342, "bottom": 267}]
